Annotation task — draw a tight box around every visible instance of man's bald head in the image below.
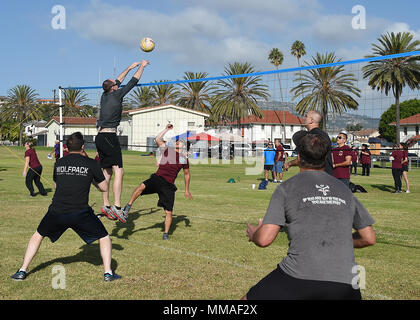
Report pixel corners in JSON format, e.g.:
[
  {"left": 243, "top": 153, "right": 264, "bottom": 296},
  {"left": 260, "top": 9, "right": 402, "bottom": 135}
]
[{"left": 304, "top": 110, "right": 323, "bottom": 130}]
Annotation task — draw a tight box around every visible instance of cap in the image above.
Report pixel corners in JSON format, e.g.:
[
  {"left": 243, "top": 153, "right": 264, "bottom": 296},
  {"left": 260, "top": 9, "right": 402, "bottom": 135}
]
[{"left": 292, "top": 130, "right": 309, "bottom": 151}]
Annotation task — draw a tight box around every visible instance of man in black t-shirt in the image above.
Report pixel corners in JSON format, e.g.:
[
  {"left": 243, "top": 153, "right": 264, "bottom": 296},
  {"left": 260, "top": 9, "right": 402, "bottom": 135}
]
[
  {"left": 11, "top": 132, "right": 121, "bottom": 282},
  {"left": 283, "top": 110, "right": 334, "bottom": 176}
]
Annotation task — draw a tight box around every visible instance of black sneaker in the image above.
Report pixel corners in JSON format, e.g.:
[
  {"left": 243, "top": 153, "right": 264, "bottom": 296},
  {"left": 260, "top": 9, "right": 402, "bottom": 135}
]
[
  {"left": 122, "top": 204, "right": 131, "bottom": 220},
  {"left": 11, "top": 270, "right": 27, "bottom": 281},
  {"left": 104, "top": 272, "right": 122, "bottom": 282},
  {"left": 30, "top": 193, "right": 36, "bottom": 198},
  {"left": 163, "top": 233, "right": 169, "bottom": 240}
]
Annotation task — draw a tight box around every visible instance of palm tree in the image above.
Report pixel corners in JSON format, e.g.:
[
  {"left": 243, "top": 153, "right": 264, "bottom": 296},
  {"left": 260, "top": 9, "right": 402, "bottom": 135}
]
[
  {"left": 1, "top": 85, "right": 41, "bottom": 145},
  {"left": 127, "top": 86, "right": 156, "bottom": 109},
  {"left": 268, "top": 48, "right": 287, "bottom": 142},
  {"left": 268, "top": 48, "right": 284, "bottom": 102},
  {"left": 291, "top": 40, "right": 306, "bottom": 68},
  {"left": 63, "top": 89, "right": 90, "bottom": 116},
  {"left": 212, "top": 62, "right": 270, "bottom": 133},
  {"left": 362, "top": 32, "right": 420, "bottom": 144},
  {"left": 151, "top": 81, "right": 179, "bottom": 105},
  {"left": 176, "top": 72, "right": 216, "bottom": 113},
  {"left": 290, "top": 52, "right": 361, "bottom": 130}
]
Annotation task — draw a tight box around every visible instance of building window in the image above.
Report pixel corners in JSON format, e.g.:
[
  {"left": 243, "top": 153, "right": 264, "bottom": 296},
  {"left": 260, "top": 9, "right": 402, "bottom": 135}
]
[
  {"left": 416, "top": 126, "right": 419, "bottom": 135},
  {"left": 404, "top": 127, "right": 407, "bottom": 136},
  {"left": 261, "top": 125, "right": 265, "bottom": 130},
  {"left": 290, "top": 125, "right": 294, "bottom": 132}
]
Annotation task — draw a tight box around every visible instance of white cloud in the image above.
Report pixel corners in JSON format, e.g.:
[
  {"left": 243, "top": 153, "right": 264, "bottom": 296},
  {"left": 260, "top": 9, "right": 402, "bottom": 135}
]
[{"left": 385, "top": 22, "right": 420, "bottom": 39}]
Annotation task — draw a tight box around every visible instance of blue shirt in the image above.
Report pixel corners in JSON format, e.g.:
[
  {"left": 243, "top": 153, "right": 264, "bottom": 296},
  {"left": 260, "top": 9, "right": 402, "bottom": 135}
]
[{"left": 264, "top": 148, "right": 276, "bottom": 165}]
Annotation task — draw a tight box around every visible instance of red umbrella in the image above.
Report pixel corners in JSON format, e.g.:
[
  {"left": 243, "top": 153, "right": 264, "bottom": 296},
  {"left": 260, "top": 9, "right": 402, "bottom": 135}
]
[{"left": 187, "top": 132, "right": 220, "bottom": 141}]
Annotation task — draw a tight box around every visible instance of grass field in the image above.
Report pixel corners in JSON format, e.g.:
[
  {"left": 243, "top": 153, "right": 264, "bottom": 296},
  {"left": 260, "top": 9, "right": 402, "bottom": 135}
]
[{"left": 0, "top": 146, "right": 419, "bottom": 300}]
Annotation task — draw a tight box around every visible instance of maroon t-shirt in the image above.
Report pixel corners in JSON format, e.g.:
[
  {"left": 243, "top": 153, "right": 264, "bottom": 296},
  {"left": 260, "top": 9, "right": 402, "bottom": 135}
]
[
  {"left": 156, "top": 147, "right": 189, "bottom": 184},
  {"left": 351, "top": 150, "right": 358, "bottom": 162},
  {"left": 275, "top": 145, "right": 285, "bottom": 162},
  {"left": 24, "top": 148, "right": 41, "bottom": 169},
  {"left": 332, "top": 145, "right": 351, "bottom": 179},
  {"left": 391, "top": 150, "right": 404, "bottom": 169},
  {"left": 360, "top": 150, "right": 371, "bottom": 164}
]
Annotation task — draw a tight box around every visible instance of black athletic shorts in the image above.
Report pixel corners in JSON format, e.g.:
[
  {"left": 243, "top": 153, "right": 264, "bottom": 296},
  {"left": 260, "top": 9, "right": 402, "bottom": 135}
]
[
  {"left": 264, "top": 165, "right": 274, "bottom": 171},
  {"left": 95, "top": 132, "right": 123, "bottom": 168},
  {"left": 37, "top": 206, "right": 108, "bottom": 244},
  {"left": 402, "top": 165, "right": 409, "bottom": 172},
  {"left": 142, "top": 174, "right": 177, "bottom": 212},
  {"left": 247, "top": 265, "right": 361, "bottom": 300}
]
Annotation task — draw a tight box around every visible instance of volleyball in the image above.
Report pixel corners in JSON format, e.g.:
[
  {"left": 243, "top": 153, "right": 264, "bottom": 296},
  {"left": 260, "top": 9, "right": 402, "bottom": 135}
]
[{"left": 140, "top": 37, "right": 155, "bottom": 52}]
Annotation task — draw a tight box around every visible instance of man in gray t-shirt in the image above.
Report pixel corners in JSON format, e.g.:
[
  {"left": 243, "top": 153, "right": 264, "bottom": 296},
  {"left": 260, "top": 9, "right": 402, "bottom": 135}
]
[{"left": 243, "top": 133, "right": 376, "bottom": 300}]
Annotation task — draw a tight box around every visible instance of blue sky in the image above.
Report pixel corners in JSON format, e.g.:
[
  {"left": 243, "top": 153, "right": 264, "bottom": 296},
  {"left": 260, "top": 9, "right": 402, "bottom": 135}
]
[{"left": 1, "top": 0, "right": 419, "bottom": 105}]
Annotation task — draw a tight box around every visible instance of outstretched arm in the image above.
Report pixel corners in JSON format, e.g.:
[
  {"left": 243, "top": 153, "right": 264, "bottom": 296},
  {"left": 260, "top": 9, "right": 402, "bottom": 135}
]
[
  {"left": 155, "top": 124, "right": 173, "bottom": 148},
  {"left": 117, "top": 60, "right": 150, "bottom": 97},
  {"left": 117, "top": 62, "right": 141, "bottom": 83}
]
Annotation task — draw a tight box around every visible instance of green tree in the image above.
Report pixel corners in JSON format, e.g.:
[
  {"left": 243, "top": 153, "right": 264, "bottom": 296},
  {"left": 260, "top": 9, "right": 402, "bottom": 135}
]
[
  {"left": 268, "top": 48, "right": 284, "bottom": 102},
  {"left": 1, "top": 85, "right": 41, "bottom": 145},
  {"left": 362, "top": 32, "right": 420, "bottom": 144},
  {"left": 176, "top": 72, "right": 215, "bottom": 113},
  {"left": 127, "top": 86, "right": 156, "bottom": 109},
  {"left": 63, "top": 89, "right": 90, "bottom": 117},
  {"left": 290, "top": 52, "right": 361, "bottom": 130},
  {"left": 212, "top": 62, "right": 270, "bottom": 131},
  {"left": 378, "top": 98, "right": 420, "bottom": 142},
  {"left": 151, "top": 81, "right": 179, "bottom": 105}
]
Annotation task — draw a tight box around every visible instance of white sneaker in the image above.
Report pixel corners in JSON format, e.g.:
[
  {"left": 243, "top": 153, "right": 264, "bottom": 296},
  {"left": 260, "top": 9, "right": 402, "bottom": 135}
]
[
  {"left": 406, "top": 190, "right": 410, "bottom": 193},
  {"left": 273, "top": 179, "right": 277, "bottom": 183},
  {"left": 279, "top": 180, "right": 283, "bottom": 183}
]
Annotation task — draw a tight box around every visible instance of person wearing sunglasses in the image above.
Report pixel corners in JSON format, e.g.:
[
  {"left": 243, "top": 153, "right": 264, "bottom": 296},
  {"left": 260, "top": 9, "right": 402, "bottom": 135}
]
[{"left": 332, "top": 132, "right": 352, "bottom": 187}]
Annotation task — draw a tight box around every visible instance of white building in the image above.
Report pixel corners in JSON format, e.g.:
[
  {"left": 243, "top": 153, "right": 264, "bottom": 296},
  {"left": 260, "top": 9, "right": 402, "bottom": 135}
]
[
  {"left": 125, "top": 104, "right": 210, "bottom": 151},
  {"left": 206, "top": 110, "right": 305, "bottom": 148},
  {"left": 391, "top": 113, "right": 420, "bottom": 155}
]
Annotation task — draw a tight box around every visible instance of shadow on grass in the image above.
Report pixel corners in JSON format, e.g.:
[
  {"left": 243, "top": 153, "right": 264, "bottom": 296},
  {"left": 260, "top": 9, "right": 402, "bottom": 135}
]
[
  {"left": 376, "top": 239, "right": 420, "bottom": 250},
  {"left": 110, "top": 208, "right": 191, "bottom": 239},
  {"left": 29, "top": 243, "right": 123, "bottom": 276},
  {"left": 370, "top": 184, "right": 395, "bottom": 192}
]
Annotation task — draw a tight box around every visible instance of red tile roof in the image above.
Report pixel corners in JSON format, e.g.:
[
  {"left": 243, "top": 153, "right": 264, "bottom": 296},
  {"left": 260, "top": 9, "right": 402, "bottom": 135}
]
[
  {"left": 51, "top": 116, "right": 97, "bottom": 125},
  {"left": 229, "top": 110, "right": 305, "bottom": 125},
  {"left": 390, "top": 113, "right": 420, "bottom": 125}
]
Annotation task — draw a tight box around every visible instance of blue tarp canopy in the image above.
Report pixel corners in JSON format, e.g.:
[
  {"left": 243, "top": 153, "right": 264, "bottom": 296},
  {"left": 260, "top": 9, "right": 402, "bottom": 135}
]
[{"left": 171, "top": 131, "right": 195, "bottom": 141}]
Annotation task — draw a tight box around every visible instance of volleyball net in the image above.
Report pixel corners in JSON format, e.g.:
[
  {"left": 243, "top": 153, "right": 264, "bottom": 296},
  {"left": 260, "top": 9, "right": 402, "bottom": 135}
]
[{"left": 58, "top": 51, "right": 420, "bottom": 158}]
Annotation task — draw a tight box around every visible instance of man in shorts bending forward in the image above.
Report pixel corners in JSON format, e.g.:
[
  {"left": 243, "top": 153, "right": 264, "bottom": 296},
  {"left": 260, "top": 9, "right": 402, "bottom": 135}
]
[
  {"left": 122, "top": 124, "right": 192, "bottom": 240},
  {"left": 11, "top": 132, "right": 121, "bottom": 282}
]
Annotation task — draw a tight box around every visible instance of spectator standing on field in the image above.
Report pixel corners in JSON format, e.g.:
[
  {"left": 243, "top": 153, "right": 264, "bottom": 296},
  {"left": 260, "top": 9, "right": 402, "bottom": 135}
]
[
  {"left": 350, "top": 146, "right": 359, "bottom": 175},
  {"left": 23, "top": 142, "right": 47, "bottom": 197},
  {"left": 360, "top": 144, "right": 371, "bottom": 177}
]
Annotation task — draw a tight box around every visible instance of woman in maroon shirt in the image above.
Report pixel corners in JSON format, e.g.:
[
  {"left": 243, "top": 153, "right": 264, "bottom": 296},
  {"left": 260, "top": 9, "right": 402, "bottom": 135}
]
[
  {"left": 390, "top": 144, "right": 404, "bottom": 193},
  {"left": 360, "top": 144, "right": 371, "bottom": 176},
  {"left": 401, "top": 143, "right": 410, "bottom": 193},
  {"left": 23, "top": 142, "right": 47, "bottom": 197}
]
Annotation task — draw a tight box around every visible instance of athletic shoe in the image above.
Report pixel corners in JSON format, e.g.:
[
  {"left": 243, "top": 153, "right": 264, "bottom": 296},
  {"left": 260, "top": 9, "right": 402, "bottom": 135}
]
[
  {"left": 163, "top": 233, "right": 169, "bottom": 240},
  {"left": 11, "top": 270, "right": 27, "bottom": 281},
  {"left": 111, "top": 206, "right": 127, "bottom": 223},
  {"left": 104, "top": 272, "right": 122, "bottom": 282},
  {"left": 100, "top": 206, "right": 117, "bottom": 221},
  {"left": 406, "top": 190, "right": 410, "bottom": 194},
  {"left": 123, "top": 204, "right": 131, "bottom": 220},
  {"left": 273, "top": 180, "right": 277, "bottom": 183},
  {"left": 279, "top": 180, "right": 283, "bottom": 183},
  {"left": 392, "top": 190, "right": 402, "bottom": 194},
  {"left": 30, "top": 193, "right": 36, "bottom": 198},
  {"left": 41, "top": 192, "right": 47, "bottom": 196}
]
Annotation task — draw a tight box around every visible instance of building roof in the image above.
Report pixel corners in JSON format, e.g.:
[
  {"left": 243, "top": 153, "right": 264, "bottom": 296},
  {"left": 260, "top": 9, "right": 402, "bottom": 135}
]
[
  {"left": 124, "top": 104, "right": 210, "bottom": 118},
  {"left": 46, "top": 116, "right": 97, "bottom": 127},
  {"left": 390, "top": 113, "right": 420, "bottom": 126},
  {"left": 354, "top": 129, "right": 378, "bottom": 136},
  {"left": 228, "top": 110, "right": 305, "bottom": 125}
]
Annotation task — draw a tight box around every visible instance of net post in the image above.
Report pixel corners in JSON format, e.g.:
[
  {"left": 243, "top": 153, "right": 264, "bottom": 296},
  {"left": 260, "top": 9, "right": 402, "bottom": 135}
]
[{"left": 58, "top": 86, "right": 63, "bottom": 158}]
